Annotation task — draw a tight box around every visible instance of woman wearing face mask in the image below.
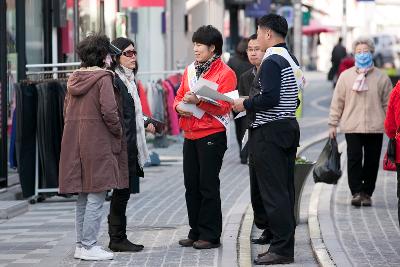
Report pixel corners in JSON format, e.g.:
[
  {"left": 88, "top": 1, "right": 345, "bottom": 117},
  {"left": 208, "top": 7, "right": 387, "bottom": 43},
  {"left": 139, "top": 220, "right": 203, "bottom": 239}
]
[
  {"left": 329, "top": 37, "right": 392, "bottom": 207},
  {"left": 107, "top": 37, "right": 155, "bottom": 252},
  {"left": 173, "top": 25, "right": 236, "bottom": 249}
]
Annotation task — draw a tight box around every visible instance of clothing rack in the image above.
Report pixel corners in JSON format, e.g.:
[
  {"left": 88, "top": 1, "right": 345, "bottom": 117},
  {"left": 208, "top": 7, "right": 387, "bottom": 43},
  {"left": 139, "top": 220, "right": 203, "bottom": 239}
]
[{"left": 24, "top": 64, "right": 77, "bottom": 203}]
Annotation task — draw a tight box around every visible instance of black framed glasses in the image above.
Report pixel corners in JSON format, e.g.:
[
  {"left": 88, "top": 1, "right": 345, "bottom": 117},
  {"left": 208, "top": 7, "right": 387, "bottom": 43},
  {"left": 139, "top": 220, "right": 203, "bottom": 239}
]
[{"left": 122, "top": 50, "right": 137, "bottom": 57}]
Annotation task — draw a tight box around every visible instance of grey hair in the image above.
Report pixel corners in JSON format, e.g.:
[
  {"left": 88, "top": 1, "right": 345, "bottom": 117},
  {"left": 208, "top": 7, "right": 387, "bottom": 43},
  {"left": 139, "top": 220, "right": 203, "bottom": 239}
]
[{"left": 352, "top": 37, "right": 375, "bottom": 54}]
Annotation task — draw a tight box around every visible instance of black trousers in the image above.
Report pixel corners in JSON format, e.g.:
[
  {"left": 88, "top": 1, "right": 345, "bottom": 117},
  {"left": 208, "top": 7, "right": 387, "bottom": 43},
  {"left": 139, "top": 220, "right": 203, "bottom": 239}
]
[
  {"left": 249, "top": 119, "right": 299, "bottom": 257},
  {"left": 249, "top": 163, "right": 269, "bottom": 230},
  {"left": 234, "top": 115, "right": 249, "bottom": 161},
  {"left": 110, "top": 188, "right": 130, "bottom": 218},
  {"left": 183, "top": 132, "right": 227, "bottom": 243},
  {"left": 345, "top": 133, "right": 383, "bottom": 196},
  {"left": 395, "top": 164, "right": 400, "bottom": 226}
]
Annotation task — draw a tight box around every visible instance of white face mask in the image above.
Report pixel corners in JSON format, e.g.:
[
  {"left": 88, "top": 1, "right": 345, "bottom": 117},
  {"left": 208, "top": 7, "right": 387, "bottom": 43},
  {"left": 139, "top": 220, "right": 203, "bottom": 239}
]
[{"left": 104, "top": 54, "right": 112, "bottom": 68}]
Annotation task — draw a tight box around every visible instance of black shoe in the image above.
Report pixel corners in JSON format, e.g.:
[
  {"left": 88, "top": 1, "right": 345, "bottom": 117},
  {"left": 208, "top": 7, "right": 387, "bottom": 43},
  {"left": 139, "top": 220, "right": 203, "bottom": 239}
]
[
  {"left": 251, "top": 233, "right": 272, "bottom": 245},
  {"left": 178, "top": 238, "right": 196, "bottom": 247},
  {"left": 240, "top": 158, "right": 248, "bottom": 164},
  {"left": 109, "top": 238, "right": 144, "bottom": 252},
  {"left": 192, "top": 240, "right": 221, "bottom": 249},
  {"left": 108, "top": 214, "right": 143, "bottom": 251},
  {"left": 351, "top": 193, "right": 362, "bottom": 207},
  {"left": 254, "top": 252, "right": 294, "bottom": 265}
]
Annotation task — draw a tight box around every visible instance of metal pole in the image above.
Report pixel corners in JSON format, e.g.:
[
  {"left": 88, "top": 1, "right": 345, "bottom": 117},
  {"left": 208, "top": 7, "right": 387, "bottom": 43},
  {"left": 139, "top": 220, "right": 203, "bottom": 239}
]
[
  {"left": 0, "top": 0, "right": 8, "bottom": 185},
  {"left": 16, "top": 0, "right": 26, "bottom": 81},
  {"left": 293, "top": 0, "right": 302, "bottom": 64},
  {"left": 342, "top": 0, "right": 347, "bottom": 44},
  {"left": 73, "top": 0, "right": 79, "bottom": 61}
]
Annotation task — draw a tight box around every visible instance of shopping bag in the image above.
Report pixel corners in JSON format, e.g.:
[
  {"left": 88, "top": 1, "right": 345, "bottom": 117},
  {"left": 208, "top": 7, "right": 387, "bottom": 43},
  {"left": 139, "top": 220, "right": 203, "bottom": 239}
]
[
  {"left": 313, "top": 137, "right": 342, "bottom": 184},
  {"left": 383, "top": 152, "right": 396, "bottom": 171}
]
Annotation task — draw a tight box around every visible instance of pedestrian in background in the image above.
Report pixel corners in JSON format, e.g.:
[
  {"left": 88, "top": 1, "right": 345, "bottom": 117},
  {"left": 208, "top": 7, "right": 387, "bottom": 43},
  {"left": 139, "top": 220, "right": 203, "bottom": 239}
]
[
  {"left": 228, "top": 38, "right": 253, "bottom": 164},
  {"left": 384, "top": 81, "right": 400, "bottom": 226},
  {"left": 233, "top": 14, "right": 302, "bottom": 265},
  {"left": 329, "top": 37, "right": 392, "bottom": 207},
  {"left": 174, "top": 25, "right": 236, "bottom": 249},
  {"left": 59, "top": 34, "right": 125, "bottom": 261},
  {"left": 328, "top": 37, "right": 347, "bottom": 86},
  {"left": 107, "top": 37, "right": 155, "bottom": 252},
  {"left": 237, "top": 33, "right": 270, "bottom": 245}
]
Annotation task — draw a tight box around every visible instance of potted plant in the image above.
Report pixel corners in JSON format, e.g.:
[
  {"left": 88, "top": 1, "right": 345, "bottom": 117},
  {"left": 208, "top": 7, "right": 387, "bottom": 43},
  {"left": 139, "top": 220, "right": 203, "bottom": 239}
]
[{"left": 294, "top": 157, "right": 315, "bottom": 225}]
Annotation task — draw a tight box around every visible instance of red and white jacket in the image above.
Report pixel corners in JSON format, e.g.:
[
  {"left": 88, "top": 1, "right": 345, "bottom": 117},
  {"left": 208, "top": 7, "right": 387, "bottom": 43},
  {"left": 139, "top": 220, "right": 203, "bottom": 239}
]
[{"left": 173, "top": 58, "right": 237, "bottom": 140}]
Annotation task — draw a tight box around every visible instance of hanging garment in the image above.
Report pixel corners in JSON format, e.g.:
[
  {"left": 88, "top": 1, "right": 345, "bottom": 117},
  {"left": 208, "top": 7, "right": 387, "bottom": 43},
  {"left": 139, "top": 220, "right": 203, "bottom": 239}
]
[
  {"left": 162, "top": 80, "right": 179, "bottom": 135},
  {"left": 9, "top": 109, "right": 17, "bottom": 169},
  {"left": 15, "top": 83, "right": 38, "bottom": 198},
  {"left": 36, "top": 81, "right": 66, "bottom": 189},
  {"left": 137, "top": 81, "right": 152, "bottom": 116}
]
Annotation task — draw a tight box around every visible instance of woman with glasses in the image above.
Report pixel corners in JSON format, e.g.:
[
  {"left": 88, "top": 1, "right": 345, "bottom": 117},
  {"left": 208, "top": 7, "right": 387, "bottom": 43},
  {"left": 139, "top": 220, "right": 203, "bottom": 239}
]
[
  {"left": 173, "top": 25, "right": 236, "bottom": 249},
  {"left": 107, "top": 37, "right": 155, "bottom": 252}
]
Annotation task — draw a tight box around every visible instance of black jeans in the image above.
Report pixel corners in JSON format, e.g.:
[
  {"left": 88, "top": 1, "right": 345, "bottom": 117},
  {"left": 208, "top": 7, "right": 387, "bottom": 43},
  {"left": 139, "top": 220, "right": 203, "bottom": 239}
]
[
  {"left": 345, "top": 133, "right": 383, "bottom": 196},
  {"left": 183, "top": 132, "right": 227, "bottom": 243},
  {"left": 249, "top": 119, "right": 300, "bottom": 258}
]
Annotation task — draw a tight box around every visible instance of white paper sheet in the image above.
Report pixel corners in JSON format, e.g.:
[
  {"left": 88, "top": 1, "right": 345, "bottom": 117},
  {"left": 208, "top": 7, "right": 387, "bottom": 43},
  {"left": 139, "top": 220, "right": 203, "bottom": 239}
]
[{"left": 177, "top": 102, "right": 205, "bottom": 119}]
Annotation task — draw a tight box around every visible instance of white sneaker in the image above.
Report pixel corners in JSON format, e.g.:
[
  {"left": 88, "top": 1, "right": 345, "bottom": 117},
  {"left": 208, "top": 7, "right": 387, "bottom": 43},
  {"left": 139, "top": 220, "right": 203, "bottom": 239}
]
[
  {"left": 80, "top": 246, "right": 114, "bottom": 261},
  {"left": 73, "top": 246, "right": 82, "bottom": 259}
]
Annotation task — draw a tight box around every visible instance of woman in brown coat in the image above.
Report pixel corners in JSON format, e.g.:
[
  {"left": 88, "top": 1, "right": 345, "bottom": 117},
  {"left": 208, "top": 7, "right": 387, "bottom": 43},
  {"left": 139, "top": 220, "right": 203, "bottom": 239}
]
[{"left": 59, "top": 34, "right": 128, "bottom": 261}]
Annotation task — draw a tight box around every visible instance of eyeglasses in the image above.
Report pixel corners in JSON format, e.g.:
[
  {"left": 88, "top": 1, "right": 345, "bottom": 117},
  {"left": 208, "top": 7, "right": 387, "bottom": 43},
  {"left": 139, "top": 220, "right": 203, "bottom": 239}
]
[
  {"left": 246, "top": 48, "right": 261, "bottom": 53},
  {"left": 122, "top": 50, "right": 137, "bottom": 57}
]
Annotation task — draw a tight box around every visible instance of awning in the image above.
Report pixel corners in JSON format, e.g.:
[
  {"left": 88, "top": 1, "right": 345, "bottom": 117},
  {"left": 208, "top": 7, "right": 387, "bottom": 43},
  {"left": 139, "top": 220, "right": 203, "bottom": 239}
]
[
  {"left": 122, "top": 0, "right": 165, "bottom": 8},
  {"left": 302, "top": 19, "right": 336, "bottom": 36}
]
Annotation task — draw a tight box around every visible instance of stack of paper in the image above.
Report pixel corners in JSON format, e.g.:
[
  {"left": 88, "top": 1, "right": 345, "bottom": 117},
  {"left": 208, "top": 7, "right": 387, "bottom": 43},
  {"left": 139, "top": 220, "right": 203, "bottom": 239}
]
[{"left": 178, "top": 78, "right": 242, "bottom": 119}]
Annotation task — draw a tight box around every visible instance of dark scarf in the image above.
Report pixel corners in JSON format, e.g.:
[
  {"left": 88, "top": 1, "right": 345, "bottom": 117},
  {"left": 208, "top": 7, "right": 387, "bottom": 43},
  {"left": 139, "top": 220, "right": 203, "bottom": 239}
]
[{"left": 195, "top": 54, "right": 220, "bottom": 79}]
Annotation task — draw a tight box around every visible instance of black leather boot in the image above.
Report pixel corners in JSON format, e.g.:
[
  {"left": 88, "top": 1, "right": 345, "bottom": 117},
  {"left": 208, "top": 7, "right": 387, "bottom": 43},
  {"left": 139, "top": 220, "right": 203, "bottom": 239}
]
[{"left": 108, "top": 215, "right": 144, "bottom": 252}]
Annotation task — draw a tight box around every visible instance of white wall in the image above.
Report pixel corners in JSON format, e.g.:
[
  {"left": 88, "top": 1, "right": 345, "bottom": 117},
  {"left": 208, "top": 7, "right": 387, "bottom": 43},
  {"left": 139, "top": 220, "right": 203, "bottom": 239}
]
[{"left": 135, "top": 7, "right": 165, "bottom": 81}]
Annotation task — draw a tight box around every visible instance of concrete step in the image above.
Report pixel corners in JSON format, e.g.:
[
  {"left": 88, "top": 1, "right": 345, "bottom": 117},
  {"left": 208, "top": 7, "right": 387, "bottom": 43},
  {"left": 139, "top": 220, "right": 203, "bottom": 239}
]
[{"left": 0, "top": 201, "right": 28, "bottom": 219}]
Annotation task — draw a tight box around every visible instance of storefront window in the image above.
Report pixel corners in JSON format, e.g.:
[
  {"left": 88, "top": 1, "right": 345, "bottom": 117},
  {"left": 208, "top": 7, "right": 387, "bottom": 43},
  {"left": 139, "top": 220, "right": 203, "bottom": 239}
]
[
  {"left": 25, "top": 0, "right": 44, "bottom": 65},
  {"left": 61, "top": 0, "right": 76, "bottom": 62},
  {"left": 6, "top": 0, "right": 16, "bottom": 132}
]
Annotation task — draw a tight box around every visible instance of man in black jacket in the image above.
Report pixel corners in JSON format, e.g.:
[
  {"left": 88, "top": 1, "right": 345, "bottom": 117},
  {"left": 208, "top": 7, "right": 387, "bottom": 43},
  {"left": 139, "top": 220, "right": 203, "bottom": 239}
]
[
  {"left": 233, "top": 14, "right": 301, "bottom": 265},
  {"left": 238, "top": 34, "right": 271, "bottom": 245}
]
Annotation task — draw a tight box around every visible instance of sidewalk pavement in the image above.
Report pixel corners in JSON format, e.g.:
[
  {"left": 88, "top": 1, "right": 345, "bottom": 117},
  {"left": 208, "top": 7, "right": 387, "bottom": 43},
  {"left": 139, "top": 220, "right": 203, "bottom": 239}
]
[
  {"left": 0, "top": 129, "right": 252, "bottom": 267},
  {"left": 314, "top": 142, "right": 400, "bottom": 267}
]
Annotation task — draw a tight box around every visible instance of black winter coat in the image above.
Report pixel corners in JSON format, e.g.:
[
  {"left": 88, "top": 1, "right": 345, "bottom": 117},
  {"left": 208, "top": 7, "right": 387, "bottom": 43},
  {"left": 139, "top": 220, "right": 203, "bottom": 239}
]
[{"left": 114, "top": 75, "right": 144, "bottom": 194}]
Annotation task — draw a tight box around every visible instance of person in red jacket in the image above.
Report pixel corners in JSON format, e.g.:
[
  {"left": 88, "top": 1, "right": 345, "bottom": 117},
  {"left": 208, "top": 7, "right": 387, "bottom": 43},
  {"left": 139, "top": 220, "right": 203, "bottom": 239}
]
[
  {"left": 384, "top": 81, "right": 400, "bottom": 225},
  {"left": 173, "top": 25, "right": 236, "bottom": 249}
]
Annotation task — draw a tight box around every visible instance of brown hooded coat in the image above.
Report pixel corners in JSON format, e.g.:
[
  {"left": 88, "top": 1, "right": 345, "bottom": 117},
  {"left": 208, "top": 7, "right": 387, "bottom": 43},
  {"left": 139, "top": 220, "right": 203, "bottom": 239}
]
[{"left": 59, "top": 68, "right": 129, "bottom": 193}]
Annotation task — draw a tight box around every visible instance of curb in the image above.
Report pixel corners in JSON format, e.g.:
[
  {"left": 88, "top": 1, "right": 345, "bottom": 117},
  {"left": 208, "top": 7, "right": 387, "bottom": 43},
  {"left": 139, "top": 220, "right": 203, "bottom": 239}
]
[
  {"left": 309, "top": 141, "right": 352, "bottom": 267},
  {"left": 309, "top": 183, "right": 336, "bottom": 267},
  {"left": 237, "top": 131, "right": 329, "bottom": 267}
]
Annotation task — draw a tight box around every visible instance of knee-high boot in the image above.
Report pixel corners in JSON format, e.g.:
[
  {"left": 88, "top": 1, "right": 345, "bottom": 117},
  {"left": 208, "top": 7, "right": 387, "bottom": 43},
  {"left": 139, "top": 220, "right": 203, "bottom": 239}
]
[{"left": 108, "top": 215, "right": 144, "bottom": 252}]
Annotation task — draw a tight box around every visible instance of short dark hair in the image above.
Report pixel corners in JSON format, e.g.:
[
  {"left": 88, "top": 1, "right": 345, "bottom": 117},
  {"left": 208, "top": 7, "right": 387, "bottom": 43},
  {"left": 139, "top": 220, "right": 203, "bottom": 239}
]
[
  {"left": 248, "top": 33, "right": 258, "bottom": 42},
  {"left": 258, "top": 14, "right": 288, "bottom": 38},
  {"left": 192, "top": 25, "right": 223, "bottom": 55},
  {"left": 76, "top": 34, "right": 110, "bottom": 68}
]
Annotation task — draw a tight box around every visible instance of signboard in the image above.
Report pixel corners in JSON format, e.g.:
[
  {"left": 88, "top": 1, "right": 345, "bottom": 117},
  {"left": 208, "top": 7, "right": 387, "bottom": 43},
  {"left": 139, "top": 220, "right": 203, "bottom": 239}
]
[
  {"left": 225, "top": 0, "right": 256, "bottom": 5},
  {"left": 277, "top": 6, "right": 294, "bottom": 28},
  {"left": 116, "top": 13, "right": 128, "bottom": 37},
  {"left": 245, "top": 0, "right": 272, "bottom": 18}
]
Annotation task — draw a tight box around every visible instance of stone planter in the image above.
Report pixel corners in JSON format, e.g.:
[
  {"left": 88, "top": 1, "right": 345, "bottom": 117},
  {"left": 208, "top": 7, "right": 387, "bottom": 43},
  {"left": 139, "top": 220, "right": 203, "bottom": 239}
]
[{"left": 294, "top": 162, "right": 315, "bottom": 225}]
